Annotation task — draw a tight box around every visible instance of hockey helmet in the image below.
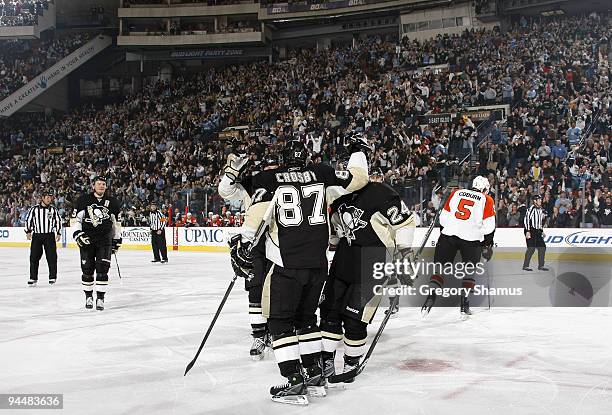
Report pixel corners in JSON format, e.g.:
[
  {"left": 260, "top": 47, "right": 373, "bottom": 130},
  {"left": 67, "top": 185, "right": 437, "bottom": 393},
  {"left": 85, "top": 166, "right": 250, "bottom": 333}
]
[
  {"left": 282, "top": 140, "right": 308, "bottom": 167},
  {"left": 471, "top": 176, "right": 490, "bottom": 193},
  {"left": 261, "top": 153, "right": 281, "bottom": 169}
]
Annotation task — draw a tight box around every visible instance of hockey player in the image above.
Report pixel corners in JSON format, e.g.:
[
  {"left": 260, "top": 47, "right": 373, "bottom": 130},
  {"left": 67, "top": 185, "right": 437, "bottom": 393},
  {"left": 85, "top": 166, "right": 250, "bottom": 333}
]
[
  {"left": 220, "top": 152, "right": 280, "bottom": 360},
  {"left": 421, "top": 176, "right": 495, "bottom": 317},
  {"left": 320, "top": 167, "right": 415, "bottom": 382},
  {"left": 231, "top": 139, "right": 369, "bottom": 405},
  {"left": 72, "top": 176, "right": 122, "bottom": 311}
]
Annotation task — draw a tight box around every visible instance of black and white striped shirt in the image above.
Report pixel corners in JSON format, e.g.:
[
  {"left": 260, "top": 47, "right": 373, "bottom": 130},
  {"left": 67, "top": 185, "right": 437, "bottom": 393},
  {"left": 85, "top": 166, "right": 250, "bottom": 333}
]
[
  {"left": 149, "top": 211, "right": 166, "bottom": 231},
  {"left": 25, "top": 204, "right": 62, "bottom": 235},
  {"left": 524, "top": 205, "right": 545, "bottom": 231}
]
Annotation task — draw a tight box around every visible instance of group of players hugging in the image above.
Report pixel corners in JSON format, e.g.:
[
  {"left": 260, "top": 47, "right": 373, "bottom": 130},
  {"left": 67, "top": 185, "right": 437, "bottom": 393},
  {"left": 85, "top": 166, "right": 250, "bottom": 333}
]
[{"left": 220, "top": 133, "right": 496, "bottom": 405}]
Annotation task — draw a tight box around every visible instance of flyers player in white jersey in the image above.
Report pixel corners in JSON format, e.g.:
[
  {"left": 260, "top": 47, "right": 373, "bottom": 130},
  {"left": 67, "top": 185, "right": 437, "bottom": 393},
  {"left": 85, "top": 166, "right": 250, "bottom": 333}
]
[{"left": 421, "top": 176, "right": 495, "bottom": 317}]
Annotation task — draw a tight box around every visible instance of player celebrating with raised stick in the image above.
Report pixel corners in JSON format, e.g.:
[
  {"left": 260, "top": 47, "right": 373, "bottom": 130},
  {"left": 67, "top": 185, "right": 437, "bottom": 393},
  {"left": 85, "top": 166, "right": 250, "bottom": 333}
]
[
  {"left": 231, "top": 139, "right": 369, "bottom": 405},
  {"left": 72, "top": 176, "right": 122, "bottom": 311},
  {"left": 421, "top": 176, "right": 495, "bottom": 318}
]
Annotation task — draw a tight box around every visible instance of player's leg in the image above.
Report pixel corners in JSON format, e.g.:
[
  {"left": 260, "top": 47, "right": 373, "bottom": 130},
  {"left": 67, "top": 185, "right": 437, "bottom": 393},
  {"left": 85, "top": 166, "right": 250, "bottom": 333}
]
[
  {"left": 80, "top": 245, "right": 96, "bottom": 309},
  {"left": 458, "top": 240, "right": 482, "bottom": 316},
  {"left": 319, "top": 277, "right": 349, "bottom": 378},
  {"left": 341, "top": 316, "right": 369, "bottom": 383},
  {"left": 93, "top": 240, "right": 112, "bottom": 310},
  {"left": 247, "top": 254, "right": 270, "bottom": 359},
  {"left": 42, "top": 234, "right": 58, "bottom": 284},
  {"left": 294, "top": 268, "right": 327, "bottom": 396},
  {"left": 265, "top": 266, "right": 308, "bottom": 404},
  {"left": 28, "top": 234, "right": 44, "bottom": 285},
  {"left": 422, "top": 234, "right": 459, "bottom": 313}
]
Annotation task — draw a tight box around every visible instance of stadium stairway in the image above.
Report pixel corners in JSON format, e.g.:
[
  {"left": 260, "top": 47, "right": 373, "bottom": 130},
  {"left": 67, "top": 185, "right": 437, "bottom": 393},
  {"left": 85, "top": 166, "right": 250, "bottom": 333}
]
[{"left": 0, "top": 34, "right": 112, "bottom": 117}]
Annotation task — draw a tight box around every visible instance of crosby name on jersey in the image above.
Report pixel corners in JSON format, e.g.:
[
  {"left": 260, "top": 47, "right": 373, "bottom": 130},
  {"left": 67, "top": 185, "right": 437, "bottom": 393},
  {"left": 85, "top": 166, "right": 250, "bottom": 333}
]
[{"left": 242, "top": 151, "right": 368, "bottom": 269}]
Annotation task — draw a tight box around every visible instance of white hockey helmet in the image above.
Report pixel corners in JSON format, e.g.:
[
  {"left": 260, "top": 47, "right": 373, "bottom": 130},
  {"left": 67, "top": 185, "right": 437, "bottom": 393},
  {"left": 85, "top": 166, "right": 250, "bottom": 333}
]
[{"left": 472, "top": 176, "right": 490, "bottom": 193}]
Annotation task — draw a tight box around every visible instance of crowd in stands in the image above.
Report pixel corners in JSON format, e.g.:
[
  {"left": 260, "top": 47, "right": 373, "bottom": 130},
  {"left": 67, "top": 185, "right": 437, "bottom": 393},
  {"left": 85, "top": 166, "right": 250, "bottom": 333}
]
[
  {"left": 0, "top": 31, "right": 92, "bottom": 100},
  {"left": 0, "top": 0, "right": 50, "bottom": 27},
  {"left": 0, "top": 13, "right": 610, "bottom": 230}
]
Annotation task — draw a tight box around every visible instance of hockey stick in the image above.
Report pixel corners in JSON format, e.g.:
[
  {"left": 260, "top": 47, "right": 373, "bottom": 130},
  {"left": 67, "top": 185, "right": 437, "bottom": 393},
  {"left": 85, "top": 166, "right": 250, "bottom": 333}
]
[
  {"left": 114, "top": 253, "right": 122, "bottom": 279},
  {"left": 184, "top": 191, "right": 278, "bottom": 376},
  {"left": 328, "top": 192, "right": 449, "bottom": 384}
]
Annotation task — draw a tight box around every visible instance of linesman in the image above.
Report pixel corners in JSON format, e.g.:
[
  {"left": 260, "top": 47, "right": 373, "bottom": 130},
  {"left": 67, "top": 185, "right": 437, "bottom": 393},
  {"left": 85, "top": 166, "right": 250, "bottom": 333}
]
[
  {"left": 522, "top": 195, "right": 548, "bottom": 271},
  {"left": 149, "top": 202, "right": 168, "bottom": 263},
  {"left": 25, "top": 189, "right": 62, "bottom": 286}
]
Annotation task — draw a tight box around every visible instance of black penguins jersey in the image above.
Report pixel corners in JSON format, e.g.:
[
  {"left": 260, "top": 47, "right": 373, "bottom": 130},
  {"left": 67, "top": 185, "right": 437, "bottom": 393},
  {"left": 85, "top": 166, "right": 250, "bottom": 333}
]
[
  {"left": 244, "top": 153, "right": 369, "bottom": 269},
  {"left": 330, "top": 182, "right": 414, "bottom": 248},
  {"left": 74, "top": 193, "right": 121, "bottom": 241}
]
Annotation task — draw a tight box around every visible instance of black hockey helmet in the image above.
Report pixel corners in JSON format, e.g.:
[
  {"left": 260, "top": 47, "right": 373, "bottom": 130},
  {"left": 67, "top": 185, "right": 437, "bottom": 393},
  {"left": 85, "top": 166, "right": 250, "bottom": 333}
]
[
  {"left": 261, "top": 153, "right": 281, "bottom": 169},
  {"left": 93, "top": 175, "right": 107, "bottom": 184},
  {"left": 370, "top": 167, "right": 384, "bottom": 179},
  {"left": 282, "top": 140, "right": 308, "bottom": 167}
]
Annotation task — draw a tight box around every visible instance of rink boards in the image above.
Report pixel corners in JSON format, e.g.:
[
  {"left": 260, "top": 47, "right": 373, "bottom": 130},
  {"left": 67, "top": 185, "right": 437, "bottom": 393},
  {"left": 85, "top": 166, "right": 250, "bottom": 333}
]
[{"left": 0, "top": 226, "right": 609, "bottom": 262}]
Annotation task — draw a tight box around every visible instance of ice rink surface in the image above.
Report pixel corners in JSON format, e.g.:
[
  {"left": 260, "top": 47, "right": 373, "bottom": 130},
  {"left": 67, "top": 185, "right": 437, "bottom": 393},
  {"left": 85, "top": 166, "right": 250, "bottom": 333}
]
[{"left": 1, "top": 248, "right": 611, "bottom": 415}]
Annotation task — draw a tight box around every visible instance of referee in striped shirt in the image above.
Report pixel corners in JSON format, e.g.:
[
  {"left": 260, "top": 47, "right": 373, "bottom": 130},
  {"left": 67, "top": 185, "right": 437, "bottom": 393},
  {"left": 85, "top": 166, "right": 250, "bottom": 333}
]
[
  {"left": 149, "top": 202, "right": 168, "bottom": 263},
  {"left": 25, "top": 189, "right": 62, "bottom": 285},
  {"left": 522, "top": 195, "right": 548, "bottom": 271}
]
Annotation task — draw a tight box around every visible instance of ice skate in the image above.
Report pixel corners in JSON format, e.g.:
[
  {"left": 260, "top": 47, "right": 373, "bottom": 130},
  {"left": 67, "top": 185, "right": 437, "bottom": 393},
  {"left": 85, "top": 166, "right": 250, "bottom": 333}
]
[
  {"left": 460, "top": 296, "right": 472, "bottom": 320},
  {"left": 270, "top": 373, "right": 308, "bottom": 405},
  {"left": 249, "top": 335, "right": 266, "bottom": 361},
  {"left": 304, "top": 365, "right": 326, "bottom": 397}
]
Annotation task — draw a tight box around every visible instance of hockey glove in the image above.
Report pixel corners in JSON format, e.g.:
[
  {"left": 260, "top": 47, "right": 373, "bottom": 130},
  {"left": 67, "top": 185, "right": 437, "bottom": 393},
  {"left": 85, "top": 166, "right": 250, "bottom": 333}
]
[
  {"left": 224, "top": 154, "right": 251, "bottom": 184},
  {"left": 229, "top": 235, "right": 254, "bottom": 279},
  {"left": 394, "top": 247, "right": 416, "bottom": 285},
  {"left": 112, "top": 238, "right": 123, "bottom": 254},
  {"left": 343, "top": 132, "right": 373, "bottom": 154},
  {"left": 73, "top": 231, "right": 90, "bottom": 247},
  {"left": 481, "top": 245, "right": 493, "bottom": 262}
]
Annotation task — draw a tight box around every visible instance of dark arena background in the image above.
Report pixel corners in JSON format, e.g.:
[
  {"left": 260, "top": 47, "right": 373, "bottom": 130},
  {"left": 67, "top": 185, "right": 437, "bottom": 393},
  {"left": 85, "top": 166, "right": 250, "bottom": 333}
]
[{"left": 0, "top": 0, "right": 610, "bottom": 413}]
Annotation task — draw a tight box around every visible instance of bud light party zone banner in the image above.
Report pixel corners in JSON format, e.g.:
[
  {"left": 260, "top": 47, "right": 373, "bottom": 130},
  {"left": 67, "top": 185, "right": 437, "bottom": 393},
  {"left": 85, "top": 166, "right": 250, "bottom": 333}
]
[{"left": 0, "top": 228, "right": 609, "bottom": 257}]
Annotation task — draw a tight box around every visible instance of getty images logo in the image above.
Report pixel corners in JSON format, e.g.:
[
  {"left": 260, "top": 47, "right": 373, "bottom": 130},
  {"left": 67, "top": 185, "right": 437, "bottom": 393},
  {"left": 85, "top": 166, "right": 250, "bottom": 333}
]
[{"left": 544, "top": 231, "right": 612, "bottom": 247}]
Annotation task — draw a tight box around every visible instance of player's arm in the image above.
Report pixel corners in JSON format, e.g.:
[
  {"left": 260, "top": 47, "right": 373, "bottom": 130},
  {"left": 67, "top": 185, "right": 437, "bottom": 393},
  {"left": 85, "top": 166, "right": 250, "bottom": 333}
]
[
  {"left": 110, "top": 198, "right": 123, "bottom": 252},
  {"left": 219, "top": 174, "right": 251, "bottom": 203},
  {"left": 438, "top": 189, "right": 458, "bottom": 229},
  {"left": 482, "top": 195, "right": 496, "bottom": 245},
  {"left": 240, "top": 174, "right": 274, "bottom": 243},
  {"left": 481, "top": 195, "right": 496, "bottom": 261},
  {"left": 370, "top": 194, "right": 415, "bottom": 249},
  {"left": 72, "top": 197, "right": 90, "bottom": 247}
]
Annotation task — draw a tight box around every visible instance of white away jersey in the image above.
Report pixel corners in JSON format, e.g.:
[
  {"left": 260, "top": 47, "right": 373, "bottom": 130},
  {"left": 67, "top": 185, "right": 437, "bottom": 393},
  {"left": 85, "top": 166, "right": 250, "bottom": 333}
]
[{"left": 439, "top": 188, "right": 496, "bottom": 242}]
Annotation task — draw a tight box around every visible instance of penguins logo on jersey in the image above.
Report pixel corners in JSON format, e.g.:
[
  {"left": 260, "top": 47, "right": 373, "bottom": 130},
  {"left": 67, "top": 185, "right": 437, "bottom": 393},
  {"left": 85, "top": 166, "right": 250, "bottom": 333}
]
[
  {"left": 85, "top": 204, "right": 110, "bottom": 227},
  {"left": 338, "top": 203, "right": 367, "bottom": 244}
]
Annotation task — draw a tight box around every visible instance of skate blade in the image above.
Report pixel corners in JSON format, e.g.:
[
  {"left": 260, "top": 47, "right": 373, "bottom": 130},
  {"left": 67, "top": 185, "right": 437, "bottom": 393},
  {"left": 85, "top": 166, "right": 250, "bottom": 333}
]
[
  {"left": 271, "top": 395, "right": 309, "bottom": 405},
  {"left": 460, "top": 313, "right": 471, "bottom": 321},
  {"left": 307, "top": 385, "right": 327, "bottom": 397},
  {"left": 251, "top": 353, "right": 265, "bottom": 361},
  {"left": 326, "top": 382, "right": 346, "bottom": 390}
]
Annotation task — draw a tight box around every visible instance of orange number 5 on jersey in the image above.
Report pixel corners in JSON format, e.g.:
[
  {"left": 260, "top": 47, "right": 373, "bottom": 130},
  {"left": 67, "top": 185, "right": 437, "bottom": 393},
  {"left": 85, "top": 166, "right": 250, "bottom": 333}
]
[{"left": 455, "top": 198, "right": 475, "bottom": 220}]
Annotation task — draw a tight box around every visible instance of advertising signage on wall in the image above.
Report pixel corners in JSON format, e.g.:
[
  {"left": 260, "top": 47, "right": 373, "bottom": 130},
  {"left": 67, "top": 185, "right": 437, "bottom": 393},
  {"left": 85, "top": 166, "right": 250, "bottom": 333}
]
[{"left": 267, "top": 0, "right": 368, "bottom": 14}]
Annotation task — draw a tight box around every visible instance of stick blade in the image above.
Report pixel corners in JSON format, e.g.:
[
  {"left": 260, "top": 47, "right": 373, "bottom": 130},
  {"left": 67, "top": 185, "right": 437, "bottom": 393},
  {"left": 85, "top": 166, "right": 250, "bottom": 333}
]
[
  {"left": 328, "top": 367, "right": 360, "bottom": 384},
  {"left": 184, "top": 360, "right": 196, "bottom": 376}
]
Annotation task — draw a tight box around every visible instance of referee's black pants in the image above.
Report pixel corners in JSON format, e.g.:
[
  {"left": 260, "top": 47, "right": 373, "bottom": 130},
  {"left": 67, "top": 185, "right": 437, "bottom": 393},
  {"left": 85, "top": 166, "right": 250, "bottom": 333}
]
[
  {"left": 523, "top": 230, "right": 546, "bottom": 269},
  {"left": 151, "top": 230, "right": 168, "bottom": 261},
  {"left": 30, "top": 233, "right": 57, "bottom": 281}
]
